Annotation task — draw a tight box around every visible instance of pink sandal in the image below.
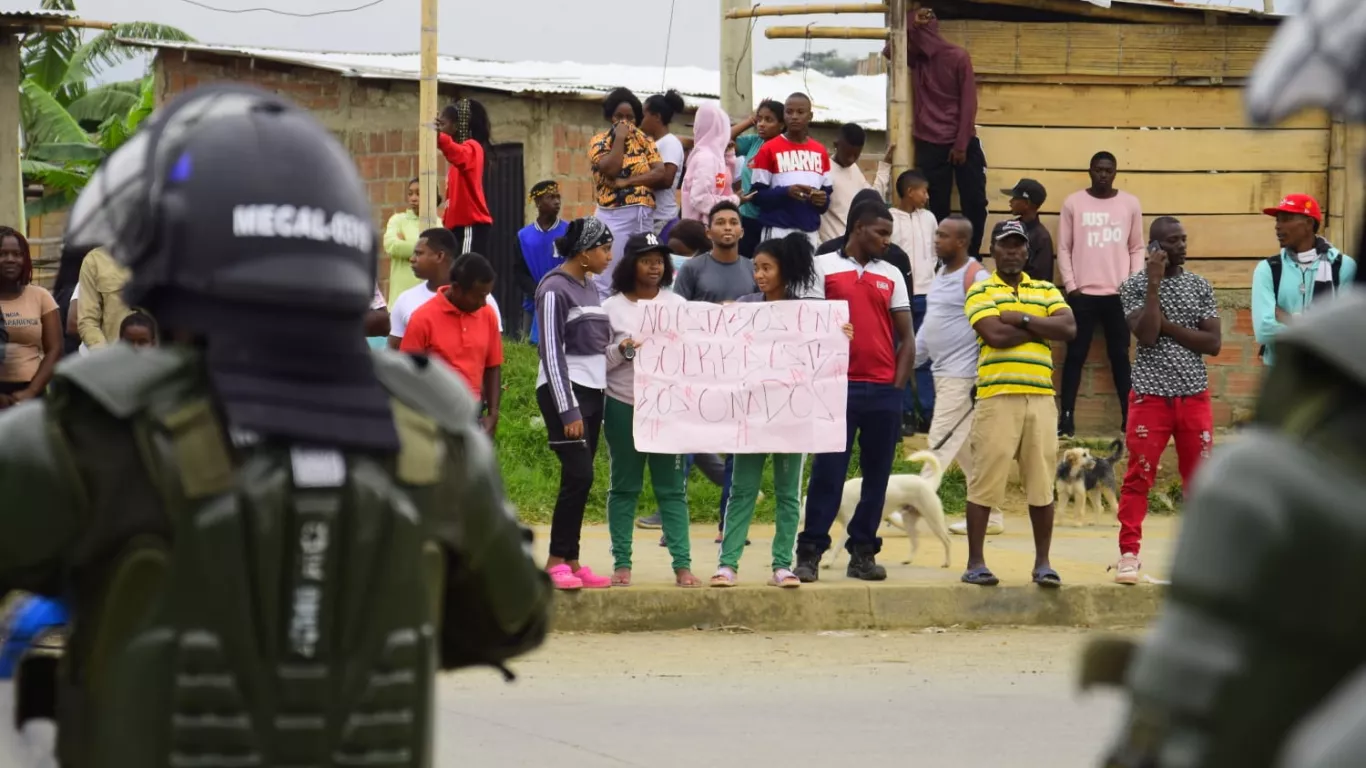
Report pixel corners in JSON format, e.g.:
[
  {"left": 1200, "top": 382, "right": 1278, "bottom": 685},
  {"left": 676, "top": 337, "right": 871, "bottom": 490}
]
[
  {"left": 546, "top": 564, "right": 583, "bottom": 590},
  {"left": 572, "top": 565, "right": 612, "bottom": 589}
]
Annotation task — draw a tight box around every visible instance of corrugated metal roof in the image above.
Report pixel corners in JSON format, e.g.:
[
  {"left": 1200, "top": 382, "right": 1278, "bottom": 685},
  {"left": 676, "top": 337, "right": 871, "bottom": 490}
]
[
  {"left": 121, "top": 39, "right": 891, "bottom": 130},
  {"left": 1087, "top": 0, "right": 1288, "bottom": 16},
  {"left": 0, "top": 8, "right": 78, "bottom": 18}
]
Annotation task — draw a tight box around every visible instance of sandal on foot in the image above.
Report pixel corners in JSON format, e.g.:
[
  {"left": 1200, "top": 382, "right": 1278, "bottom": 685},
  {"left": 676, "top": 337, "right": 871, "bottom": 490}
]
[
  {"left": 572, "top": 566, "right": 612, "bottom": 589},
  {"left": 768, "top": 568, "right": 801, "bottom": 589},
  {"left": 611, "top": 569, "right": 632, "bottom": 587},
  {"left": 710, "top": 567, "right": 737, "bottom": 588},
  {"left": 961, "top": 566, "right": 999, "bottom": 587},
  {"left": 1032, "top": 567, "right": 1062, "bottom": 589},
  {"left": 547, "top": 564, "right": 583, "bottom": 590}
]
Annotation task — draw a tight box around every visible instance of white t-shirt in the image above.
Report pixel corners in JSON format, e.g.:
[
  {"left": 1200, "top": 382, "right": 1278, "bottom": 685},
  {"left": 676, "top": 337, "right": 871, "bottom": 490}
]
[
  {"left": 653, "top": 133, "right": 685, "bottom": 222},
  {"left": 389, "top": 282, "right": 503, "bottom": 339}
]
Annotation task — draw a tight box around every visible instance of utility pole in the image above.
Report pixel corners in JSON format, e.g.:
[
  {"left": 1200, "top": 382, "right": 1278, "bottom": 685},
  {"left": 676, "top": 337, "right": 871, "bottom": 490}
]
[
  {"left": 418, "top": 0, "right": 440, "bottom": 232},
  {"left": 719, "top": 0, "right": 754, "bottom": 121}
]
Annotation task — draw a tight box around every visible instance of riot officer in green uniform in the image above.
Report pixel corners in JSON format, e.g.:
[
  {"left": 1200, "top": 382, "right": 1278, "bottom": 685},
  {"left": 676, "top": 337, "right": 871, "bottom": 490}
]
[
  {"left": 1088, "top": 1, "right": 1366, "bottom": 765},
  {"left": 0, "top": 83, "right": 551, "bottom": 766}
]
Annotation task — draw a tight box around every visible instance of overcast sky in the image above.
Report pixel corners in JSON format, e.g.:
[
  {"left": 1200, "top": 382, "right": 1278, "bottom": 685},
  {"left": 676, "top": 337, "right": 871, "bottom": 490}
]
[{"left": 52, "top": 0, "right": 890, "bottom": 84}]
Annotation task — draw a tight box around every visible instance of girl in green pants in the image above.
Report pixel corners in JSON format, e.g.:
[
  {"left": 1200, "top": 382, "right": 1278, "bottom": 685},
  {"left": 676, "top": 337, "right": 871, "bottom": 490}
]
[
  {"left": 711, "top": 233, "right": 853, "bottom": 588},
  {"left": 601, "top": 232, "right": 699, "bottom": 587}
]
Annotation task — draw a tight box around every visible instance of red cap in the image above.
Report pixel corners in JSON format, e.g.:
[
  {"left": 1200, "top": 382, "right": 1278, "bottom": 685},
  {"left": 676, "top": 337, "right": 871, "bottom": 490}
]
[{"left": 1263, "top": 193, "right": 1322, "bottom": 224}]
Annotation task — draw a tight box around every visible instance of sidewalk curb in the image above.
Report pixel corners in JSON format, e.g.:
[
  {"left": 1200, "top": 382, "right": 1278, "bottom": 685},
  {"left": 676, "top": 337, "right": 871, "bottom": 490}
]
[{"left": 550, "top": 583, "right": 1165, "bottom": 633}]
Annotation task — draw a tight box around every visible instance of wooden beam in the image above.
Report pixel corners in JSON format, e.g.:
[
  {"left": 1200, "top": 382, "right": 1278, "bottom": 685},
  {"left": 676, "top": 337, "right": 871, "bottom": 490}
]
[
  {"left": 765, "top": 25, "right": 889, "bottom": 39},
  {"left": 1327, "top": 120, "right": 1366, "bottom": 251},
  {"left": 979, "top": 126, "right": 1330, "bottom": 173},
  {"left": 938, "top": 21, "right": 1275, "bottom": 78},
  {"left": 418, "top": 0, "right": 440, "bottom": 235},
  {"left": 966, "top": 0, "right": 1202, "bottom": 25},
  {"left": 984, "top": 213, "right": 1280, "bottom": 261},
  {"left": 974, "top": 83, "right": 1328, "bottom": 129},
  {"left": 725, "top": 2, "right": 886, "bottom": 18}
]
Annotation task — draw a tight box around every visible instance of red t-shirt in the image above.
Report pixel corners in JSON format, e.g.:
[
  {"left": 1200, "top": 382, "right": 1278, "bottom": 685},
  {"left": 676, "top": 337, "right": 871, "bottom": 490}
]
[
  {"left": 813, "top": 251, "right": 911, "bottom": 384},
  {"left": 399, "top": 292, "right": 503, "bottom": 399},
  {"left": 438, "top": 133, "right": 493, "bottom": 228}
]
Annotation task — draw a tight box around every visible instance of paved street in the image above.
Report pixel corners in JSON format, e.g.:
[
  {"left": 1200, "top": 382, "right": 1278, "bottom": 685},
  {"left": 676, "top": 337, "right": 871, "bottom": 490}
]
[{"left": 2, "top": 628, "right": 1132, "bottom": 766}]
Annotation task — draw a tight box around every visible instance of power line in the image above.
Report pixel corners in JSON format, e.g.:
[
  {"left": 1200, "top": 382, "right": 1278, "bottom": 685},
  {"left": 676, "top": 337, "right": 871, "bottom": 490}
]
[
  {"left": 172, "top": 0, "right": 390, "bottom": 18},
  {"left": 660, "top": 0, "right": 678, "bottom": 90}
]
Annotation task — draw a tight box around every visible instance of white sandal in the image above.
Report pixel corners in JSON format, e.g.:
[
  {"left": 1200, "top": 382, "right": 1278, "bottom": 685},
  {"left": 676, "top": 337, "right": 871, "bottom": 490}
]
[
  {"left": 710, "top": 566, "right": 737, "bottom": 588},
  {"left": 768, "top": 568, "right": 801, "bottom": 589}
]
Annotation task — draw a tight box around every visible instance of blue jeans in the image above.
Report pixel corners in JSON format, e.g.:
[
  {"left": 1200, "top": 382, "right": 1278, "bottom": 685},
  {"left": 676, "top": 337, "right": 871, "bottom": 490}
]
[
  {"left": 798, "top": 382, "right": 904, "bottom": 555},
  {"left": 904, "top": 294, "right": 936, "bottom": 422}
]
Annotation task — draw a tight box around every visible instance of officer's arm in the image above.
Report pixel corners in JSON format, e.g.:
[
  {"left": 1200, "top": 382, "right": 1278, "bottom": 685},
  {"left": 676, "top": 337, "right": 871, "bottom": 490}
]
[
  {"left": 0, "top": 401, "right": 82, "bottom": 595},
  {"left": 433, "top": 417, "right": 550, "bottom": 669}
]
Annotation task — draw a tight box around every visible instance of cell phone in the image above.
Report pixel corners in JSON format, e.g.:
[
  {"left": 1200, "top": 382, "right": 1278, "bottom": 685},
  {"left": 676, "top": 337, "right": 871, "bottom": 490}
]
[{"left": 1148, "top": 240, "right": 1163, "bottom": 255}]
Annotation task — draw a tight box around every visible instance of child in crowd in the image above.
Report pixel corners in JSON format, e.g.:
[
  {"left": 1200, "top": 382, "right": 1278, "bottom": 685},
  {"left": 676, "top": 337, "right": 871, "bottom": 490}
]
[
  {"left": 885, "top": 168, "right": 939, "bottom": 434},
  {"left": 515, "top": 180, "right": 569, "bottom": 344},
  {"left": 820, "top": 123, "right": 871, "bottom": 242},
  {"left": 733, "top": 99, "right": 786, "bottom": 257},
  {"left": 118, "top": 311, "right": 157, "bottom": 348},
  {"left": 602, "top": 232, "right": 696, "bottom": 588},
  {"left": 748, "top": 92, "right": 833, "bottom": 248},
  {"left": 711, "top": 233, "right": 853, "bottom": 589},
  {"left": 667, "top": 218, "right": 711, "bottom": 271},
  {"left": 535, "top": 217, "right": 616, "bottom": 591},
  {"left": 681, "top": 102, "right": 739, "bottom": 224},
  {"left": 383, "top": 178, "right": 422, "bottom": 304}
]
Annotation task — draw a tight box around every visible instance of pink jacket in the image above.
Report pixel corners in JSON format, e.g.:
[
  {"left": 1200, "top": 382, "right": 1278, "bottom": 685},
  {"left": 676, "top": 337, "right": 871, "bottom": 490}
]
[{"left": 682, "top": 102, "right": 739, "bottom": 221}]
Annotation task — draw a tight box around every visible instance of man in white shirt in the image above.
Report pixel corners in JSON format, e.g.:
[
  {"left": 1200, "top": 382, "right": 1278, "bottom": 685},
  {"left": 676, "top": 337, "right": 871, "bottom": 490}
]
[{"left": 388, "top": 228, "right": 501, "bottom": 350}]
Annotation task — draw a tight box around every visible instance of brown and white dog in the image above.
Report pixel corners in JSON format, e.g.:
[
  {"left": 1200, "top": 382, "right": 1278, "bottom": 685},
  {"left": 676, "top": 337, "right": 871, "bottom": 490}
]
[{"left": 1055, "top": 439, "right": 1124, "bottom": 527}]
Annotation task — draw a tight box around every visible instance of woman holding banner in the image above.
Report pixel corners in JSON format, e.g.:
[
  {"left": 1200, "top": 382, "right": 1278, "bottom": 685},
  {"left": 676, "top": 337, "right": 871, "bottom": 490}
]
[
  {"left": 601, "top": 231, "right": 698, "bottom": 587},
  {"left": 711, "top": 233, "right": 853, "bottom": 588}
]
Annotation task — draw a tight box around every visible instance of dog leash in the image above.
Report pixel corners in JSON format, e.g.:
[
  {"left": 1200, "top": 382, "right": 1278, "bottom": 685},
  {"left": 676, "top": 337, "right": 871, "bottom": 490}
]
[{"left": 929, "top": 399, "right": 976, "bottom": 452}]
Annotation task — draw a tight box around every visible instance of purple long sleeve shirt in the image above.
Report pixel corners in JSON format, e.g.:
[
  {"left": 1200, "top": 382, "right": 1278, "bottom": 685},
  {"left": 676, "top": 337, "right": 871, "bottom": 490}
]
[{"left": 907, "top": 18, "right": 977, "bottom": 152}]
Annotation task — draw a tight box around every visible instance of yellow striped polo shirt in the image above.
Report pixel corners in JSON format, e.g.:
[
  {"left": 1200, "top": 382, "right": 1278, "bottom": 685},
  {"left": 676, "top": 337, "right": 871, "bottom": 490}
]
[{"left": 963, "top": 272, "right": 1069, "bottom": 399}]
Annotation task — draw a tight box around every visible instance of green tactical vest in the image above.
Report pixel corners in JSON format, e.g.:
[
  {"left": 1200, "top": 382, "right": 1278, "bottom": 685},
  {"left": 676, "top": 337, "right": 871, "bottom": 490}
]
[{"left": 9, "top": 344, "right": 549, "bottom": 768}]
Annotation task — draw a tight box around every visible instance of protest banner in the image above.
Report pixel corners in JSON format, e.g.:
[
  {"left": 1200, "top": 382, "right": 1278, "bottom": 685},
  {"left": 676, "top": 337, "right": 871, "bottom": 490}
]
[{"left": 631, "top": 299, "right": 850, "bottom": 454}]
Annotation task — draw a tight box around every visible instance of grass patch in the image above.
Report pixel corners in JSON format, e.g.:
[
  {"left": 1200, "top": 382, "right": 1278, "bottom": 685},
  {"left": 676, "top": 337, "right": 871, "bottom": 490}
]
[{"left": 496, "top": 341, "right": 967, "bottom": 524}]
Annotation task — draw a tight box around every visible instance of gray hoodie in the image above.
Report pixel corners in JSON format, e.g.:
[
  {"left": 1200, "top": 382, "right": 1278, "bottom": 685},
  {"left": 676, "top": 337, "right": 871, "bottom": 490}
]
[{"left": 535, "top": 268, "right": 612, "bottom": 422}]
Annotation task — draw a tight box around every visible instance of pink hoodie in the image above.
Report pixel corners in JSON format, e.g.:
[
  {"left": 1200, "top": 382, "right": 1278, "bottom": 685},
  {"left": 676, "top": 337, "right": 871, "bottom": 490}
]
[{"left": 682, "top": 102, "right": 739, "bottom": 221}]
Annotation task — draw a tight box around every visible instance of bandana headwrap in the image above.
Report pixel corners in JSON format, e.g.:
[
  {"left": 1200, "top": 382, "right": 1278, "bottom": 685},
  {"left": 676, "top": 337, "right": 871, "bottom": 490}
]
[
  {"left": 453, "top": 98, "right": 472, "bottom": 142},
  {"left": 529, "top": 182, "right": 560, "bottom": 202},
  {"left": 573, "top": 217, "right": 613, "bottom": 255}
]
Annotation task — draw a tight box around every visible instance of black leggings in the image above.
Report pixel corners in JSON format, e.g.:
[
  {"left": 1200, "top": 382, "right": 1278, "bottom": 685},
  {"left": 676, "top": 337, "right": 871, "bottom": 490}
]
[
  {"left": 1060, "top": 293, "right": 1132, "bottom": 422},
  {"left": 537, "top": 383, "right": 604, "bottom": 561}
]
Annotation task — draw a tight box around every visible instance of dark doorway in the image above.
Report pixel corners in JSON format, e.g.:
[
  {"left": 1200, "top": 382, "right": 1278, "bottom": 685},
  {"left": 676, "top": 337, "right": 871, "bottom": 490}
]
[{"left": 484, "top": 142, "right": 526, "bottom": 338}]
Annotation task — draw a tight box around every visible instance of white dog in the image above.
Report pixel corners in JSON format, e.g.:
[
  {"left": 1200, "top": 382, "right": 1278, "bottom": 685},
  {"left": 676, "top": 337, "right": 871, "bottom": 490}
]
[{"left": 810, "top": 451, "right": 953, "bottom": 570}]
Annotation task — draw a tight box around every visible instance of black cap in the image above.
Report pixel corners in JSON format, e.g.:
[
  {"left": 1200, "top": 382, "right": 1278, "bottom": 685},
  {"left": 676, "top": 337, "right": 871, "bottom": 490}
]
[
  {"left": 1000, "top": 178, "right": 1047, "bottom": 206},
  {"left": 625, "top": 231, "right": 672, "bottom": 257},
  {"left": 993, "top": 219, "right": 1030, "bottom": 243}
]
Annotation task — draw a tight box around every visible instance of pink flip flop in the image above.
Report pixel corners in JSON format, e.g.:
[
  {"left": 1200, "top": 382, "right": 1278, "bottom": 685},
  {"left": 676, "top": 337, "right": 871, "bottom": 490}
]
[
  {"left": 546, "top": 564, "right": 583, "bottom": 590},
  {"left": 572, "top": 565, "right": 612, "bottom": 589}
]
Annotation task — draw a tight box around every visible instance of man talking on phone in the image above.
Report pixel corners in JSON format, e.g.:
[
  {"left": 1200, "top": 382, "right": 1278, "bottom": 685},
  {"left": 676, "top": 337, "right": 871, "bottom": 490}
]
[{"left": 1111, "top": 216, "right": 1221, "bottom": 586}]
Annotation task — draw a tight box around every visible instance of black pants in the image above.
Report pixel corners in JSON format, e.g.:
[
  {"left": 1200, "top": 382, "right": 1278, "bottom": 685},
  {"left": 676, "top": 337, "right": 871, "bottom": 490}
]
[
  {"left": 450, "top": 223, "right": 492, "bottom": 256},
  {"left": 537, "top": 383, "right": 604, "bottom": 561},
  {"left": 738, "top": 216, "right": 764, "bottom": 259},
  {"left": 915, "top": 136, "right": 988, "bottom": 259},
  {"left": 1060, "top": 293, "right": 1132, "bottom": 424}
]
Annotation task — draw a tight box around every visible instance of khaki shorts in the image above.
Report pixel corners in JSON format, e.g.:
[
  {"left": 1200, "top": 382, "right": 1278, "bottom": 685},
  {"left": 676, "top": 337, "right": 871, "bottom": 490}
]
[{"left": 966, "top": 394, "right": 1059, "bottom": 509}]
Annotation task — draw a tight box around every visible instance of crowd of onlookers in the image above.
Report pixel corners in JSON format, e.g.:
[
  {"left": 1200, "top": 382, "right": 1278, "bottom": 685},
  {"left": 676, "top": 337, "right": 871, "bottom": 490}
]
[{"left": 3, "top": 4, "right": 1358, "bottom": 594}]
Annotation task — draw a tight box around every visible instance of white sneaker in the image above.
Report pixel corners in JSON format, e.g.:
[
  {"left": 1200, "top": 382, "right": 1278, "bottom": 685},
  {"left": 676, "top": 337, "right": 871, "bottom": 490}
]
[
  {"left": 948, "top": 516, "right": 1005, "bottom": 536},
  {"left": 1113, "top": 553, "right": 1141, "bottom": 585}
]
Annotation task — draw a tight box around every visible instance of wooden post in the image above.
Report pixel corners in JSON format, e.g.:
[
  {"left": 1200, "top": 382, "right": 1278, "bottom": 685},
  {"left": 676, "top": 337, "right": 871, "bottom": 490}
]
[
  {"left": 724, "top": 2, "right": 888, "bottom": 18},
  {"left": 765, "top": 26, "right": 889, "bottom": 40},
  {"left": 887, "top": 0, "right": 912, "bottom": 191},
  {"left": 418, "top": 0, "right": 440, "bottom": 233},
  {"left": 720, "top": 0, "right": 754, "bottom": 121},
  {"left": 0, "top": 34, "right": 22, "bottom": 235}
]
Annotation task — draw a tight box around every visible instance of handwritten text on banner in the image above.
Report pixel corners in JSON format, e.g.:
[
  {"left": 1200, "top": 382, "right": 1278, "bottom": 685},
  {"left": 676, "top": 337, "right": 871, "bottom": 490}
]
[{"left": 632, "top": 299, "right": 850, "bottom": 454}]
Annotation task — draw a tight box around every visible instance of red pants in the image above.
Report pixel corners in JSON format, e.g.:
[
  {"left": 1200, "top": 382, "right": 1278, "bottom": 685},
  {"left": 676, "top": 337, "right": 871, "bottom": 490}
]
[{"left": 1117, "top": 390, "right": 1213, "bottom": 556}]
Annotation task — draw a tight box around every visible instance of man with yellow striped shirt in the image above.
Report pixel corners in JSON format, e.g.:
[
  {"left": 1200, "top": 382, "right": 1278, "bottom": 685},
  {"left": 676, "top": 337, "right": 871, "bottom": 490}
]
[{"left": 961, "top": 220, "right": 1076, "bottom": 587}]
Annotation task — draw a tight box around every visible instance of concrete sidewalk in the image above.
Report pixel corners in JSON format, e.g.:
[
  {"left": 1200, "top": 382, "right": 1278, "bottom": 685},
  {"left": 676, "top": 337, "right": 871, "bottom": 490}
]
[{"left": 536, "top": 514, "right": 1178, "bottom": 633}]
